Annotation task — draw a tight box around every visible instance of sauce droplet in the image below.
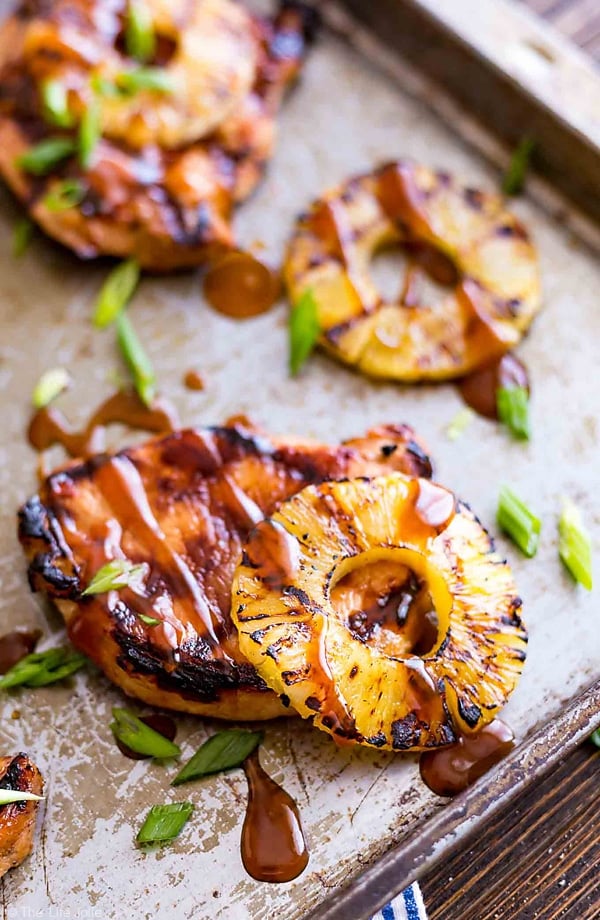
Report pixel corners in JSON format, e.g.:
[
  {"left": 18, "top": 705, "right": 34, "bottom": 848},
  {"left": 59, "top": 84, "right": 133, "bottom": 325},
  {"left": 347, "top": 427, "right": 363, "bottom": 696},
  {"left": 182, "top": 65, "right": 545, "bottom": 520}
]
[
  {"left": 115, "top": 713, "right": 177, "bottom": 761},
  {"left": 458, "top": 353, "right": 529, "bottom": 419},
  {"left": 419, "top": 719, "right": 515, "bottom": 797},
  {"left": 0, "top": 630, "right": 42, "bottom": 674},
  {"left": 183, "top": 370, "right": 205, "bottom": 391},
  {"left": 203, "top": 251, "right": 281, "bottom": 319},
  {"left": 27, "top": 389, "right": 179, "bottom": 459},
  {"left": 241, "top": 750, "right": 309, "bottom": 883}
]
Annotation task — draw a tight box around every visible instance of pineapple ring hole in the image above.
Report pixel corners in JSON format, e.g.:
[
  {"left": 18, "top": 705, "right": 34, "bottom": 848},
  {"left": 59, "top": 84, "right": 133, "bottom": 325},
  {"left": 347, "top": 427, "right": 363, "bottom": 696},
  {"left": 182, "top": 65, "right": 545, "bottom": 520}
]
[
  {"left": 328, "top": 548, "right": 452, "bottom": 659},
  {"left": 370, "top": 241, "right": 459, "bottom": 308}
]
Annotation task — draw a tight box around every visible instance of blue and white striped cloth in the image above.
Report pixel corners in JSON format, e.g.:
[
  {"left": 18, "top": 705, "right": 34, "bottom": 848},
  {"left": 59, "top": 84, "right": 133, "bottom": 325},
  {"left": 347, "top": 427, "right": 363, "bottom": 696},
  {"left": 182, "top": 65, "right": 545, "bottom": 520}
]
[{"left": 370, "top": 883, "right": 427, "bottom": 920}]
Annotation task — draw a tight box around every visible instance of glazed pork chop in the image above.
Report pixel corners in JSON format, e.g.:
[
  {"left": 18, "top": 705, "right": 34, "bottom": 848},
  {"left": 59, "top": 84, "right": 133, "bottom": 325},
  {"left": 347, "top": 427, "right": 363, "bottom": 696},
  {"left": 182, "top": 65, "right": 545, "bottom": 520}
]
[
  {"left": 0, "top": 754, "right": 43, "bottom": 880},
  {"left": 18, "top": 421, "right": 432, "bottom": 720}
]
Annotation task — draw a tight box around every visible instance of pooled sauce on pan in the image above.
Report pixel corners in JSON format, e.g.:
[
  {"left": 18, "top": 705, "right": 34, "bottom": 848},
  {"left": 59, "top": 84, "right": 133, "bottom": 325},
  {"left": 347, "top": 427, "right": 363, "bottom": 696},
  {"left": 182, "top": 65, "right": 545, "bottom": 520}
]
[
  {"left": 183, "top": 370, "right": 205, "bottom": 391},
  {"left": 203, "top": 251, "right": 281, "bottom": 318},
  {"left": 27, "top": 389, "right": 179, "bottom": 458},
  {"left": 115, "top": 713, "right": 177, "bottom": 761},
  {"left": 241, "top": 750, "right": 308, "bottom": 883},
  {"left": 0, "top": 630, "right": 42, "bottom": 674},
  {"left": 419, "top": 719, "right": 515, "bottom": 797},
  {"left": 458, "top": 353, "right": 529, "bottom": 419}
]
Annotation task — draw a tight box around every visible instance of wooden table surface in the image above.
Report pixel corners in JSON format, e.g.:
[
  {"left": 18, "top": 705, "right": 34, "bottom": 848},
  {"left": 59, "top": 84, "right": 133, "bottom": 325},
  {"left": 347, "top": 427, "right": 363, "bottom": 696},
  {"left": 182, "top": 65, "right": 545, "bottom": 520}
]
[{"left": 421, "top": 739, "right": 599, "bottom": 918}]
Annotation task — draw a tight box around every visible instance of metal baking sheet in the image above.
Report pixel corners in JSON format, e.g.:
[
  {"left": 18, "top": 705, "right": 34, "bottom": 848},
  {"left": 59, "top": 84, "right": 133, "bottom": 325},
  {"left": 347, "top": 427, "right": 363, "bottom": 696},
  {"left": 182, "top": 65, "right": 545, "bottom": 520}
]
[{"left": 0, "top": 1, "right": 599, "bottom": 918}]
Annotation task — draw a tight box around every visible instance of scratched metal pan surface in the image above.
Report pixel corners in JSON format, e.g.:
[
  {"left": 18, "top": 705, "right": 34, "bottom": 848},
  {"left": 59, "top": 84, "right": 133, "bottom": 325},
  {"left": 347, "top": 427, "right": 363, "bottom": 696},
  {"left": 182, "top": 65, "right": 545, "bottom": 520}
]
[{"left": 0, "top": 0, "right": 599, "bottom": 917}]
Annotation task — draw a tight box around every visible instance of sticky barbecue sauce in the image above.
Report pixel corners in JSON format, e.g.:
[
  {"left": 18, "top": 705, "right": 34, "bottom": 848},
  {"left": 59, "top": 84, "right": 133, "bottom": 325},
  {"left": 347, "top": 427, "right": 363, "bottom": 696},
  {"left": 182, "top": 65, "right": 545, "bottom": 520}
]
[
  {"left": 241, "top": 750, "right": 308, "bottom": 883},
  {"left": 0, "top": 630, "right": 42, "bottom": 674},
  {"left": 183, "top": 370, "right": 205, "bottom": 391},
  {"left": 419, "top": 719, "right": 515, "bottom": 797},
  {"left": 27, "top": 389, "right": 179, "bottom": 458},
  {"left": 203, "top": 251, "right": 281, "bottom": 319},
  {"left": 458, "top": 353, "right": 530, "bottom": 419}
]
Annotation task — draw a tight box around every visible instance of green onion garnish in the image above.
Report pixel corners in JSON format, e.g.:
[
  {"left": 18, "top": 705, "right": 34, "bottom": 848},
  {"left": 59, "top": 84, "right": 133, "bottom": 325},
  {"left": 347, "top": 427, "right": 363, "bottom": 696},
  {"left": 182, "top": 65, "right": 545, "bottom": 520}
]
[
  {"left": 591, "top": 728, "right": 600, "bottom": 748},
  {"left": 93, "top": 258, "right": 140, "bottom": 328},
  {"left": 17, "top": 137, "right": 76, "bottom": 176},
  {"left": 136, "top": 802, "right": 193, "bottom": 846},
  {"left": 116, "top": 311, "right": 156, "bottom": 407},
  {"left": 90, "top": 74, "right": 121, "bottom": 98},
  {"left": 289, "top": 288, "right": 320, "bottom": 376},
  {"left": 171, "top": 730, "right": 263, "bottom": 786},
  {"left": 32, "top": 367, "right": 71, "bottom": 409},
  {"left": 82, "top": 559, "right": 148, "bottom": 596},
  {"left": 116, "top": 67, "right": 174, "bottom": 95},
  {"left": 0, "top": 789, "right": 44, "bottom": 806},
  {"left": 12, "top": 217, "right": 34, "bottom": 257},
  {"left": 0, "top": 647, "right": 87, "bottom": 689},
  {"left": 137, "top": 612, "right": 161, "bottom": 627},
  {"left": 558, "top": 499, "right": 593, "bottom": 590},
  {"left": 41, "top": 78, "right": 74, "bottom": 128},
  {"left": 78, "top": 98, "right": 101, "bottom": 169},
  {"left": 110, "top": 707, "right": 180, "bottom": 759},
  {"left": 497, "top": 484, "right": 541, "bottom": 557},
  {"left": 446, "top": 407, "right": 474, "bottom": 441},
  {"left": 43, "top": 179, "right": 86, "bottom": 213},
  {"left": 125, "top": 1, "right": 156, "bottom": 63},
  {"left": 502, "top": 138, "right": 534, "bottom": 196},
  {"left": 497, "top": 386, "right": 531, "bottom": 440}
]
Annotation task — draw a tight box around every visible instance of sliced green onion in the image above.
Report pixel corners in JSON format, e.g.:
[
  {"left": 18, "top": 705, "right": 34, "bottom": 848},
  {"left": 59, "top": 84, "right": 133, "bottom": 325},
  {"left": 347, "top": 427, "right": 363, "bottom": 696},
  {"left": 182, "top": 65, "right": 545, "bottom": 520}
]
[
  {"left": 90, "top": 74, "right": 121, "bottom": 98},
  {"left": 497, "top": 485, "right": 541, "bottom": 557},
  {"left": 136, "top": 612, "right": 161, "bottom": 627},
  {"left": 93, "top": 258, "right": 140, "bottom": 328},
  {"left": 171, "top": 730, "right": 263, "bottom": 786},
  {"left": 289, "top": 289, "right": 320, "bottom": 376},
  {"left": 12, "top": 218, "right": 34, "bottom": 258},
  {"left": 42, "top": 179, "right": 86, "bottom": 213},
  {"left": 110, "top": 708, "right": 180, "bottom": 759},
  {"left": 446, "top": 407, "right": 474, "bottom": 441},
  {"left": 116, "top": 67, "right": 174, "bottom": 95},
  {"left": 558, "top": 499, "right": 593, "bottom": 590},
  {"left": 17, "top": 137, "right": 76, "bottom": 176},
  {"left": 591, "top": 728, "right": 600, "bottom": 748},
  {"left": 0, "top": 647, "right": 87, "bottom": 690},
  {"left": 497, "top": 386, "right": 531, "bottom": 440},
  {"left": 82, "top": 559, "right": 148, "bottom": 596},
  {"left": 136, "top": 802, "right": 193, "bottom": 846},
  {"left": 0, "top": 789, "right": 44, "bottom": 806},
  {"left": 32, "top": 367, "right": 71, "bottom": 409},
  {"left": 125, "top": 1, "right": 156, "bottom": 63},
  {"left": 502, "top": 138, "right": 534, "bottom": 196},
  {"left": 116, "top": 311, "right": 156, "bottom": 407},
  {"left": 78, "top": 98, "right": 101, "bottom": 169},
  {"left": 41, "top": 78, "right": 74, "bottom": 128}
]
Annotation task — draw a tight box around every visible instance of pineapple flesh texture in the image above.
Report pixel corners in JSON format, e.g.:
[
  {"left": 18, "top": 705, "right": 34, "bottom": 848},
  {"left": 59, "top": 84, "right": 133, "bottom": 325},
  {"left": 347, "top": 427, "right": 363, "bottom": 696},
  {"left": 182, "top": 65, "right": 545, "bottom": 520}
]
[
  {"left": 284, "top": 161, "right": 541, "bottom": 382},
  {"left": 232, "top": 474, "right": 527, "bottom": 751}
]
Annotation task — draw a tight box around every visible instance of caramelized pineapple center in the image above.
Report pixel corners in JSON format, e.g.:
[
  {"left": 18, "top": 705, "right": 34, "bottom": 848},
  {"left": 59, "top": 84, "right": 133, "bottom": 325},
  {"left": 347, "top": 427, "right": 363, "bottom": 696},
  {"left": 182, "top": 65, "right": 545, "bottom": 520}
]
[{"left": 330, "top": 558, "right": 439, "bottom": 658}]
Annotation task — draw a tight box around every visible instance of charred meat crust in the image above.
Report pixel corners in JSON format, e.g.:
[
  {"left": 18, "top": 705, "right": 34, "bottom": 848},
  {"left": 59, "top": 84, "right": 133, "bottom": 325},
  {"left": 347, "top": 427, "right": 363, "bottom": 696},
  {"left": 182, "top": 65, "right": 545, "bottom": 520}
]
[{"left": 0, "top": 753, "right": 43, "bottom": 880}]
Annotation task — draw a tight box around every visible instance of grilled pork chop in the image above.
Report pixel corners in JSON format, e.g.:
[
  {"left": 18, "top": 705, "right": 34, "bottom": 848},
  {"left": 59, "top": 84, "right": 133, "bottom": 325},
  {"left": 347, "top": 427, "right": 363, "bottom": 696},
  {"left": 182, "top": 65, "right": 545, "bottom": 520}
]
[
  {"left": 0, "top": 754, "right": 43, "bottom": 880},
  {"left": 18, "top": 421, "right": 432, "bottom": 720}
]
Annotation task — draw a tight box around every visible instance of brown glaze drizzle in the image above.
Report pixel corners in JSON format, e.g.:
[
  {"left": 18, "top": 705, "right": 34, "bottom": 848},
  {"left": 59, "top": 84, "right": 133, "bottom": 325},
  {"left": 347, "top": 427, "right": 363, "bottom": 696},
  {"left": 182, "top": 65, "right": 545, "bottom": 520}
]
[
  {"left": 115, "top": 713, "right": 177, "bottom": 761},
  {"left": 183, "top": 370, "right": 205, "bottom": 391},
  {"left": 241, "top": 750, "right": 309, "bottom": 883},
  {"left": 27, "top": 389, "right": 179, "bottom": 459},
  {"left": 419, "top": 719, "right": 515, "bottom": 797},
  {"left": 203, "top": 251, "right": 281, "bottom": 319},
  {"left": 458, "top": 353, "right": 530, "bottom": 419},
  {"left": 243, "top": 519, "right": 300, "bottom": 587},
  {"left": 0, "top": 630, "right": 42, "bottom": 674}
]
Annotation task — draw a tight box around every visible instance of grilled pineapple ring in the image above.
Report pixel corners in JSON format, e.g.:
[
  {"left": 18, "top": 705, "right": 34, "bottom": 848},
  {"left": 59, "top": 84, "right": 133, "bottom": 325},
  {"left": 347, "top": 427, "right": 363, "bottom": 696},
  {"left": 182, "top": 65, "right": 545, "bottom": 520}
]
[
  {"left": 284, "top": 161, "right": 541, "bottom": 381},
  {"left": 232, "top": 474, "right": 527, "bottom": 751}
]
